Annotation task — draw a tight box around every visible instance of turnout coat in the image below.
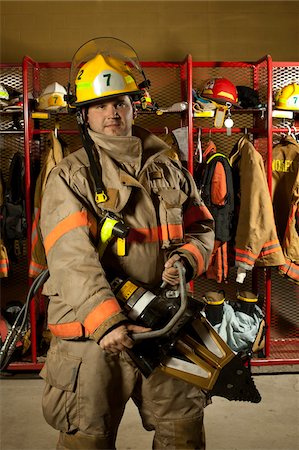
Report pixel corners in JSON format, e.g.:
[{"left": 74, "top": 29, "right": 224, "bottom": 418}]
[{"left": 40, "top": 125, "right": 214, "bottom": 343}]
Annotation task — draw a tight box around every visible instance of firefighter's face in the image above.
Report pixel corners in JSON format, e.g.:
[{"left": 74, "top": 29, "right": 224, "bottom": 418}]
[{"left": 87, "top": 95, "right": 133, "bottom": 137}]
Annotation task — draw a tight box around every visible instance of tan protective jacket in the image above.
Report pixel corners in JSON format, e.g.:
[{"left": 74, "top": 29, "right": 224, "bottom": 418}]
[
  {"left": 272, "top": 136, "right": 299, "bottom": 284},
  {"left": 29, "top": 132, "right": 64, "bottom": 278},
  {"left": 40, "top": 125, "right": 214, "bottom": 343},
  {"left": 230, "top": 136, "right": 285, "bottom": 270}
]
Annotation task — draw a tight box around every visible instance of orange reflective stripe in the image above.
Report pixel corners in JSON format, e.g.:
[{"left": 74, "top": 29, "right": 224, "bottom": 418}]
[
  {"left": 235, "top": 248, "right": 257, "bottom": 266},
  {"left": 84, "top": 298, "right": 122, "bottom": 334},
  {"left": 279, "top": 261, "right": 299, "bottom": 282},
  {"left": 48, "top": 299, "right": 122, "bottom": 338},
  {"left": 127, "top": 227, "right": 160, "bottom": 243},
  {"left": 29, "top": 260, "right": 47, "bottom": 277},
  {"left": 44, "top": 211, "right": 96, "bottom": 255},
  {"left": 181, "top": 243, "right": 204, "bottom": 275},
  {"left": 48, "top": 321, "right": 84, "bottom": 338},
  {"left": 184, "top": 205, "right": 213, "bottom": 229},
  {"left": 257, "top": 240, "right": 282, "bottom": 258},
  {"left": 160, "top": 223, "right": 169, "bottom": 242},
  {"left": 128, "top": 224, "right": 183, "bottom": 244},
  {"left": 218, "top": 241, "right": 228, "bottom": 280},
  {"left": 0, "top": 259, "right": 9, "bottom": 267},
  {"left": 167, "top": 223, "right": 183, "bottom": 240}
]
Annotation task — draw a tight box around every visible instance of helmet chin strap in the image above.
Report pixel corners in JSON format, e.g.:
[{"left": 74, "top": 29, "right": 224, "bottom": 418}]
[{"left": 76, "top": 108, "right": 108, "bottom": 204}]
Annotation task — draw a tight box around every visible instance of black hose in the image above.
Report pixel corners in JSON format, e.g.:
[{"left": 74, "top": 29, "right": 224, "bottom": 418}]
[{"left": 0, "top": 269, "right": 50, "bottom": 371}]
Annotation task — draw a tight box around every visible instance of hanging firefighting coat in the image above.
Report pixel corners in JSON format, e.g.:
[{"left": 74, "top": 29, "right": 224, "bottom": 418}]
[
  {"left": 272, "top": 135, "right": 299, "bottom": 284},
  {"left": 229, "top": 135, "right": 285, "bottom": 271},
  {"left": 29, "top": 132, "right": 64, "bottom": 278},
  {"left": 40, "top": 125, "right": 215, "bottom": 343},
  {"left": 195, "top": 141, "right": 233, "bottom": 283}
]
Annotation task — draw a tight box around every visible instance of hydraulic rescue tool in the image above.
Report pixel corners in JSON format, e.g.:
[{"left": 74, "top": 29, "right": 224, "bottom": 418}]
[{"left": 1, "top": 257, "right": 261, "bottom": 403}]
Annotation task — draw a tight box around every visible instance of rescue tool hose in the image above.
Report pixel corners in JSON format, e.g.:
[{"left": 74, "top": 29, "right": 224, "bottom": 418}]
[
  {"left": 0, "top": 269, "right": 50, "bottom": 371},
  {"left": 131, "top": 261, "right": 187, "bottom": 342},
  {"left": 0, "top": 261, "right": 185, "bottom": 368}
]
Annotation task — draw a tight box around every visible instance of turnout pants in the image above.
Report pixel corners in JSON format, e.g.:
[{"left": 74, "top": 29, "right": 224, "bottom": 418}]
[{"left": 40, "top": 336, "right": 206, "bottom": 450}]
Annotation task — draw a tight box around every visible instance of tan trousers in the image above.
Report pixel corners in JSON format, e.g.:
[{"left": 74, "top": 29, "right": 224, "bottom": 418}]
[{"left": 40, "top": 337, "right": 206, "bottom": 450}]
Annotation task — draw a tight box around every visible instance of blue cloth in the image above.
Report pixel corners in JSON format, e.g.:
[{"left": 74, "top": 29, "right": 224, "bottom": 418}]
[{"left": 212, "top": 302, "right": 264, "bottom": 353}]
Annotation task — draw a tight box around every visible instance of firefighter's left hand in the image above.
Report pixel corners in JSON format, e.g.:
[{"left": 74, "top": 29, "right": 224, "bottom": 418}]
[
  {"left": 99, "top": 324, "right": 151, "bottom": 354},
  {"left": 162, "top": 254, "right": 181, "bottom": 286}
]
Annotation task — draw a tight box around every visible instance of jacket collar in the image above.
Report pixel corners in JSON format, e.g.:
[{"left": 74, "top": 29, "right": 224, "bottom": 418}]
[{"left": 88, "top": 125, "right": 170, "bottom": 165}]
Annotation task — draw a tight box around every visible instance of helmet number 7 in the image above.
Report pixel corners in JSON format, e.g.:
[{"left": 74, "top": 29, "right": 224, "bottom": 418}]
[{"left": 103, "top": 73, "right": 111, "bottom": 87}]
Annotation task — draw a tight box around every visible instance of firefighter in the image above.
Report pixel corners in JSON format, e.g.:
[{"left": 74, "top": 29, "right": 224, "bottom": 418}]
[{"left": 39, "top": 37, "right": 214, "bottom": 450}]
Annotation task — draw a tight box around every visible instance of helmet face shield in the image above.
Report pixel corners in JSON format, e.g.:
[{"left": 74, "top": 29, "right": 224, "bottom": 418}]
[{"left": 69, "top": 37, "right": 146, "bottom": 107}]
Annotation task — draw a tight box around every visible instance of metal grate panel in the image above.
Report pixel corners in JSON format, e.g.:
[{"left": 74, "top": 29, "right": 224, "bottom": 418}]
[
  {"left": 0, "top": 66, "right": 23, "bottom": 93},
  {"left": 272, "top": 66, "right": 299, "bottom": 92},
  {"left": 0, "top": 65, "right": 28, "bottom": 312}
]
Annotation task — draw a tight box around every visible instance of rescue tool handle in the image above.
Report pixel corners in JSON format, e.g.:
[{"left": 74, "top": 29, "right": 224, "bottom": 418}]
[{"left": 131, "top": 261, "right": 187, "bottom": 342}]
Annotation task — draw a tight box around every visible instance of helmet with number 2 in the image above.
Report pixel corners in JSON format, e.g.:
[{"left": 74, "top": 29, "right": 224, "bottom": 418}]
[{"left": 69, "top": 37, "right": 144, "bottom": 107}]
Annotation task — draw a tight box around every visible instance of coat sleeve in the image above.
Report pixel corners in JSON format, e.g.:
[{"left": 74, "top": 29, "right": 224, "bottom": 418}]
[
  {"left": 234, "top": 139, "right": 285, "bottom": 270},
  {"left": 170, "top": 167, "right": 215, "bottom": 279},
  {"left": 40, "top": 165, "right": 127, "bottom": 343}
]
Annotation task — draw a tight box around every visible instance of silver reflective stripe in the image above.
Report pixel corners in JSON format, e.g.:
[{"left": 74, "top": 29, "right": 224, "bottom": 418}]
[
  {"left": 163, "top": 356, "right": 210, "bottom": 378},
  {"left": 128, "top": 291, "right": 156, "bottom": 320}
]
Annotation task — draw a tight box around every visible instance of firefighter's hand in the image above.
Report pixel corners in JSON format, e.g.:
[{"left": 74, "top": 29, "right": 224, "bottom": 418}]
[
  {"left": 162, "top": 254, "right": 181, "bottom": 286},
  {"left": 99, "top": 324, "right": 151, "bottom": 354}
]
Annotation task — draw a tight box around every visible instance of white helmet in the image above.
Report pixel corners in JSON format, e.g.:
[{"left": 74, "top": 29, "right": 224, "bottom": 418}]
[{"left": 37, "top": 82, "right": 67, "bottom": 111}]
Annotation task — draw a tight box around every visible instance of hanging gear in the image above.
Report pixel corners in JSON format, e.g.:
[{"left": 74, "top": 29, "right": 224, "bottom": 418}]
[
  {"left": 2, "top": 152, "right": 27, "bottom": 262},
  {"left": 275, "top": 82, "right": 299, "bottom": 111},
  {"left": 198, "top": 152, "right": 235, "bottom": 242},
  {"left": 201, "top": 77, "right": 239, "bottom": 107},
  {"left": 37, "top": 82, "right": 67, "bottom": 111}
]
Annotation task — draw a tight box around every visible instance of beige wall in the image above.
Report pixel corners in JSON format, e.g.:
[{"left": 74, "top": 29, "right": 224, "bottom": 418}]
[{"left": 1, "top": 1, "right": 299, "bottom": 64}]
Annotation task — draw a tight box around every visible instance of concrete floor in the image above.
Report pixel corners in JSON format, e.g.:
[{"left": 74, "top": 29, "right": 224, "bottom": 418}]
[{"left": 0, "top": 372, "right": 298, "bottom": 450}]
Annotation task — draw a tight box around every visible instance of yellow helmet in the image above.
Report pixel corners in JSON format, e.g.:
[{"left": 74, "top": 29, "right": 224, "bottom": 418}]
[
  {"left": 69, "top": 37, "right": 146, "bottom": 107},
  {"left": 37, "top": 82, "right": 67, "bottom": 111},
  {"left": 75, "top": 54, "right": 140, "bottom": 106},
  {"left": 275, "top": 82, "right": 299, "bottom": 111}
]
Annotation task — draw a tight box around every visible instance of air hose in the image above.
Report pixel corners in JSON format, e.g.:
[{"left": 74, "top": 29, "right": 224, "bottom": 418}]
[{"left": 0, "top": 269, "right": 49, "bottom": 371}]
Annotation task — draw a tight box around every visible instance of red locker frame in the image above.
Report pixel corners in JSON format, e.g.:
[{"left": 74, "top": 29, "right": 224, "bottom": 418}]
[{"left": 1, "top": 55, "right": 298, "bottom": 370}]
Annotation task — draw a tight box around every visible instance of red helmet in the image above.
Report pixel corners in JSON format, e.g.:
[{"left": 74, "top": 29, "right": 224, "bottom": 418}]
[{"left": 201, "top": 77, "right": 239, "bottom": 106}]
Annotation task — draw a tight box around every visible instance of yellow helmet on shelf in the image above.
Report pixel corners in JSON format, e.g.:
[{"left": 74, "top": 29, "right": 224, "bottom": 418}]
[
  {"left": 37, "top": 82, "right": 67, "bottom": 111},
  {"left": 69, "top": 37, "right": 146, "bottom": 107},
  {"left": 275, "top": 82, "right": 299, "bottom": 111}
]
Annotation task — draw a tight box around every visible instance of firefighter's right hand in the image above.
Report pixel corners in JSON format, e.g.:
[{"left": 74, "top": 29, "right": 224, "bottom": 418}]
[{"left": 99, "top": 324, "right": 151, "bottom": 354}]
